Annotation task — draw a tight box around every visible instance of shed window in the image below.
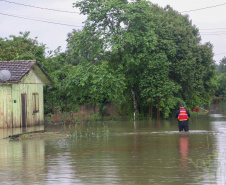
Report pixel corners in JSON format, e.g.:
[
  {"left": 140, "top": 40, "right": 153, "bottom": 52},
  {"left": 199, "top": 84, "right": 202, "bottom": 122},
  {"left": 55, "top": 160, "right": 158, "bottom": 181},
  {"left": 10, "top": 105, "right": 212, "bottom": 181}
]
[{"left": 32, "top": 93, "right": 39, "bottom": 113}]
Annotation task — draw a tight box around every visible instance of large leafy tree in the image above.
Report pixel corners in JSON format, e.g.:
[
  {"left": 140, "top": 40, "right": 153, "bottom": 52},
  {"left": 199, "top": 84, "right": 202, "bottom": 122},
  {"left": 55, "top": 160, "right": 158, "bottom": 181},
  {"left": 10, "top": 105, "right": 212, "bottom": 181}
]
[
  {"left": 71, "top": 0, "right": 217, "bottom": 118},
  {"left": 139, "top": 53, "right": 180, "bottom": 118},
  {"left": 73, "top": 0, "right": 160, "bottom": 118},
  {"left": 65, "top": 29, "right": 126, "bottom": 110},
  {"left": 66, "top": 29, "right": 106, "bottom": 65},
  {"left": 63, "top": 62, "right": 126, "bottom": 108},
  {"left": 41, "top": 48, "right": 74, "bottom": 112},
  {"left": 150, "top": 5, "right": 217, "bottom": 110}
]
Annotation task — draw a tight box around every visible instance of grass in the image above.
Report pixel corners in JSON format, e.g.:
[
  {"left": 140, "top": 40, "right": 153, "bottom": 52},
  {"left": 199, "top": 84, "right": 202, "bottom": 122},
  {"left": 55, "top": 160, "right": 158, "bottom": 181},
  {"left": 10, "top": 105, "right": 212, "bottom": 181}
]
[{"left": 68, "top": 123, "right": 109, "bottom": 139}]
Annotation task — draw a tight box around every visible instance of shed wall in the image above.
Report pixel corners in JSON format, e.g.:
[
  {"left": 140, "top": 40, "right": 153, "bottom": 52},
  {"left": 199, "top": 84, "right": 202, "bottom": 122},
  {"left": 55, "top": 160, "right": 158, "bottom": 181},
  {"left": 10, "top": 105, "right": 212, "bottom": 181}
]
[
  {"left": 12, "top": 83, "right": 44, "bottom": 127},
  {"left": 0, "top": 85, "right": 12, "bottom": 128},
  {"left": 20, "top": 68, "right": 43, "bottom": 84},
  {"left": 0, "top": 69, "right": 46, "bottom": 128}
]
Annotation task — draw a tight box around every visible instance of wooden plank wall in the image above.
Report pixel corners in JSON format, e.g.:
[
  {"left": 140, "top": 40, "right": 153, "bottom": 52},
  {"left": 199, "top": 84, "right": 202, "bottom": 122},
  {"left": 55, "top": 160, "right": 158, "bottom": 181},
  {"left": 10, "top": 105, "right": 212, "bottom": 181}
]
[
  {"left": 0, "top": 85, "right": 12, "bottom": 128},
  {"left": 0, "top": 69, "right": 45, "bottom": 128},
  {"left": 12, "top": 84, "right": 44, "bottom": 127}
]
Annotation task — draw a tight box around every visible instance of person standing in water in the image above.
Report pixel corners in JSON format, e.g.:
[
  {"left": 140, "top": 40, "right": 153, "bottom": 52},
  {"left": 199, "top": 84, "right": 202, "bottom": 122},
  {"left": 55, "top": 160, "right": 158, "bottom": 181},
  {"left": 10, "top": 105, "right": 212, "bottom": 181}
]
[{"left": 175, "top": 103, "right": 190, "bottom": 132}]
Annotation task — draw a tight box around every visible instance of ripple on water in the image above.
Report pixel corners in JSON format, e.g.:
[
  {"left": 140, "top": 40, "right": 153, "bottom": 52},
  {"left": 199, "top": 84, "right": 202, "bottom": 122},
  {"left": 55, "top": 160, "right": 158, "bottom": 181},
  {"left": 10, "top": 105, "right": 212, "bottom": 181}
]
[
  {"left": 209, "top": 114, "right": 226, "bottom": 118},
  {"left": 116, "top": 130, "right": 223, "bottom": 136}
]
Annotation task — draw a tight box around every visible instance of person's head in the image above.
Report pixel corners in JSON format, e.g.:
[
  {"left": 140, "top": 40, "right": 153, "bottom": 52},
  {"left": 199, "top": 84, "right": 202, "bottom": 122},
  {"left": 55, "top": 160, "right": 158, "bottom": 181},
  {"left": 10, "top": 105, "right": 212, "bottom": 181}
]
[{"left": 180, "top": 103, "right": 184, "bottom": 108}]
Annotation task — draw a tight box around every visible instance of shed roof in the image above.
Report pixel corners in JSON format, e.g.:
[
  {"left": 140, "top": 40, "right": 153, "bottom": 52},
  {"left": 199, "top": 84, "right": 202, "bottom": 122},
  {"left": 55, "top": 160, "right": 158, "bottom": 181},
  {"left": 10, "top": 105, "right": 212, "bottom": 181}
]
[{"left": 0, "top": 60, "right": 53, "bottom": 85}]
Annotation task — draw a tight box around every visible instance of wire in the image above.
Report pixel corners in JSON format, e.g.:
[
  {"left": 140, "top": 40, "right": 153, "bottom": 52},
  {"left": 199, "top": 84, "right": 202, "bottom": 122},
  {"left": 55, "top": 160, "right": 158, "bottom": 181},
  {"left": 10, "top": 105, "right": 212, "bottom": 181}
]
[
  {"left": 2, "top": 11, "right": 226, "bottom": 35},
  {"left": 199, "top": 27, "right": 226, "bottom": 35},
  {"left": 181, "top": 2, "right": 226, "bottom": 13},
  {"left": 0, "top": 0, "right": 80, "bottom": 14},
  {"left": 1, "top": 0, "right": 226, "bottom": 34},
  {"left": 200, "top": 28, "right": 226, "bottom": 30},
  {"left": 215, "top": 52, "right": 226, "bottom": 56},
  {"left": 1, "top": 9, "right": 82, "bottom": 24},
  {"left": 2, "top": 0, "right": 226, "bottom": 14},
  {"left": 0, "top": 12, "right": 83, "bottom": 27},
  {"left": 201, "top": 30, "right": 226, "bottom": 33},
  {"left": 1, "top": 0, "right": 226, "bottom": 17},
  {"left": 201, "top": 32, "right": 226, "bottom": 34},
  {"left": 202, "top": 33, "right": 226, "bottom": 35},
  {"left": 199, "top": 29, "right": 226, "bottom": 35}
]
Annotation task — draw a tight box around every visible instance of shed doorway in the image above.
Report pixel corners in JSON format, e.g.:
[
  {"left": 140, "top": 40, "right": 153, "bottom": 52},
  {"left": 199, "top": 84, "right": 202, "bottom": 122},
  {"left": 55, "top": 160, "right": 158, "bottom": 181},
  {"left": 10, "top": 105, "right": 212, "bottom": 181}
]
[{"left": 21, "top": 94, "right": 27, "bottom": 127}]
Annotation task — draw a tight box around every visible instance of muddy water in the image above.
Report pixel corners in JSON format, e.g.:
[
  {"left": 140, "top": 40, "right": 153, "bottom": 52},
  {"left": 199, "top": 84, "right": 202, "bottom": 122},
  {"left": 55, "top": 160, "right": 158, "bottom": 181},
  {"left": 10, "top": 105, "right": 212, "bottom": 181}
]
[{"left": 0, "top": 105, "right": 226, "bottom": 184}]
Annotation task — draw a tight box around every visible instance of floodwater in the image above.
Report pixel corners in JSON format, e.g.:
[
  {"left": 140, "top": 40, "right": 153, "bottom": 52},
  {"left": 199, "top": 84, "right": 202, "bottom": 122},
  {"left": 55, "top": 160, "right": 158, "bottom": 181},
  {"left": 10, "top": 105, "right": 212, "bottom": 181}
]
[{"left": 1, "top": 105, "right": 226, "bottom": 184}]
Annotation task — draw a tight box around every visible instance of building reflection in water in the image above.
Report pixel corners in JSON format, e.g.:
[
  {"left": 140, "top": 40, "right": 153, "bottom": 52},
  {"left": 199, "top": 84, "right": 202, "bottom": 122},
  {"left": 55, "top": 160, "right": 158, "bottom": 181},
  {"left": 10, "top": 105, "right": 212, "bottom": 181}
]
[
  {"left": 0, "top": 125, "right": 46, "bottom": 183},
  {"left": 0, "top": 125, "right": 44, "bottom": 139}
]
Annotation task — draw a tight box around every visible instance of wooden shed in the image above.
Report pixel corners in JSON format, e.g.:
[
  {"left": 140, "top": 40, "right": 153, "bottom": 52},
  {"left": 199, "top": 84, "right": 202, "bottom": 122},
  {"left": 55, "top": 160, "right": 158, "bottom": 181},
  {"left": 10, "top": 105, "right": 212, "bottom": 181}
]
[{"left": 0, "top": 60, "right": 52, "bottom": 128}]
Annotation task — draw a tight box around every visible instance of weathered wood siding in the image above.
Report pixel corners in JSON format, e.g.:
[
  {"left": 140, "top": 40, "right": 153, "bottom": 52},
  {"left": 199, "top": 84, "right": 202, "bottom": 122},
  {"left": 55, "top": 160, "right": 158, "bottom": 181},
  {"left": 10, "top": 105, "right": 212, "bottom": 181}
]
[
  {"left": 12, "top": 84, "right": 44, "bottom": 127},
  {"left": 0, "top": 85, "right": 12, "bottom": 128},
  {"left": 0, "top": 69, "right": 45, "bottom": 128},
  {"left": 12, "top": 69, "right": 45, "bottom": 127}
]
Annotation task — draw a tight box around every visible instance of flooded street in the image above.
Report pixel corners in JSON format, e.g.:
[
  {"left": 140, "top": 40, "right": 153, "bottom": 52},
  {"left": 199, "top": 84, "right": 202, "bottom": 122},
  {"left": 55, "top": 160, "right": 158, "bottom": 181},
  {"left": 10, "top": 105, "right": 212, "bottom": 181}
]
[{"left": 1, "top": 105, "right": 226, "bottom": 184}]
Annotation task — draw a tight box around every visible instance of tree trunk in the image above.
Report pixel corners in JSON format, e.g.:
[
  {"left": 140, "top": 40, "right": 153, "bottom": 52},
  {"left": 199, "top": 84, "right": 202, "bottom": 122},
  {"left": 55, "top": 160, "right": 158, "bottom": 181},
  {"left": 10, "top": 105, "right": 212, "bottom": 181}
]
[
  {"left": 157, "top": 98, "right": 160, "bottom": 119},
  {"left": 149, "top": 102, "right": 153, "bottom": 118},
  {"left": 131, "top": 88, "right": 139, "bottom": 120}
]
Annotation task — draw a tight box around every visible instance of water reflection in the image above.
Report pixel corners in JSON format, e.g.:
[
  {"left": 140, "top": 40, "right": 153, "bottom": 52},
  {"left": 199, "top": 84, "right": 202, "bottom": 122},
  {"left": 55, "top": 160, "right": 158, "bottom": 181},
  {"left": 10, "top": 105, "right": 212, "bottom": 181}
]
[
  {"left": 211, "top": 120, "right": 226, "bottom": 183},
  {"left": 0, "top": 136, "right": 45, "bottom": 184},
  {"left": 2, "top": 105, "right": 226, "bottom": 184},
  {"left": 179, "top": 133, "right": 189, "bottom": 171},
  {"left": 0, "top": 125, "right": 44, "bottom": 139}
]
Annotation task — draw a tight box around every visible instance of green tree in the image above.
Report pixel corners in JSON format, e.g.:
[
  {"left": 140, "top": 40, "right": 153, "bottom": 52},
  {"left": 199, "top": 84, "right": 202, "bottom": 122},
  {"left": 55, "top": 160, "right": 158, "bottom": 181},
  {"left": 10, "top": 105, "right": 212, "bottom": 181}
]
[
  {"left": 74, "top": 0, "right": 159, "bottom": 118},
  {"left": 41, "top": 47, "right": 74, "bottom": 113},
  {"left": 0, "top": 31, "right": 46, "bottom": 62},
  {"left": 63, "top": 61, "right": 126, "bottom": 109},
  {"left": 215, "top": 73, "right": 226, "bottom": 97},
  {"left": 66, "top": 29, "right": 105, "bottom": 66},
  {"left": 72, "top": 0, "right": 217, "bottom": 118},
  {"left": 139, "top": 53, "right": 180, "bottom": 118},
  {"left": 217, "top": 56, "right": 226, "bottom": 75},
  {"left": 65, "top": 27, "right": 126, "bottom": 112},
  {"left": 214, "top": 57, "right": 226, "bottom": 99},
  {"left": 151, "top": 5, "right": 217, "bottom": 109}
]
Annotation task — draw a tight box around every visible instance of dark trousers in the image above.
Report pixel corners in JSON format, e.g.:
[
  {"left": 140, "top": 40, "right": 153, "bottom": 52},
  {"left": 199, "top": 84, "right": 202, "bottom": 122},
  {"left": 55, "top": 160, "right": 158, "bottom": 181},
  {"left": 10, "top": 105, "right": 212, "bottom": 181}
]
[{"left": 178, "top": 121, "right": 189, "bottom": 132}]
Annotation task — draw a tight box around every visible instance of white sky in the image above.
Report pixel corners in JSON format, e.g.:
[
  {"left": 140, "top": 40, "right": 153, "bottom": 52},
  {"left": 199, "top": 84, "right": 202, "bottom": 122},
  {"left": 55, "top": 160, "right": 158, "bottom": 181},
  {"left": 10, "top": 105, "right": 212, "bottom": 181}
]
[{"left": 0, "top": 0, "right": 226, "bottom": 64}]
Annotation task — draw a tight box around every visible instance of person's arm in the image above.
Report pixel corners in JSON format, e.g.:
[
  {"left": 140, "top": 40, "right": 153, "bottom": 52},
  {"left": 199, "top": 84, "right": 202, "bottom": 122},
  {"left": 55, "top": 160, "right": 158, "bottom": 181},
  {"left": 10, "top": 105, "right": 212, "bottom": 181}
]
[
  {"left": 186, "top": 110, "right": 190, "bottom": 117},
  {"left": 175, "top": 110, "right": 179, "bottom": 118}
]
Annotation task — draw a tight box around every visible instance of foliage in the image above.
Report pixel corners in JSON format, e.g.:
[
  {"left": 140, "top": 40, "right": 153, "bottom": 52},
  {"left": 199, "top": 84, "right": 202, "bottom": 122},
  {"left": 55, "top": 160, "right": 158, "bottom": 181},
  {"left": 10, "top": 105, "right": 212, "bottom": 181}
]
[
  {"left": 0, "top": 1, "right": 218, "bottom": 119},
  {"left": 66, "top": 29, "right": 106, "bottom": 65},
  {"left": 73, "top": 0, "right": 159, "bottom": 117},
  {"left": 150, "top": 5, "right": 217, "bottom": 110},
  {"left": 63, "top": 61, "right": 126, "bottom": 107},
  {"left": 214, "top": 57, "right": 226, "bottom": 100},
  {"left": 215, "top": 74, "right": 226, "bottom": 97},
  {"left": 0, "top": 31, "right": 46, "bottom": 62},
  {"left": 216, "top": 56, "right": 226, "bottom": 75},
  {"left": 71, "top": 0, "right": 217, "bottom": 118},
  {"left": 42, "top": 48, "right": 75, "bottom": 112}
]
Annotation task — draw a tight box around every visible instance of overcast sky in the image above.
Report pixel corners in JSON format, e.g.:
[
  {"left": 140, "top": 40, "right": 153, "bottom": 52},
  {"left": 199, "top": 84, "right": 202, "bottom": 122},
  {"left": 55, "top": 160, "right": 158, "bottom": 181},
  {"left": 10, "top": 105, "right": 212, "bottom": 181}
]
[{"left": 1, "top": 0, "right": 226, "bottom": 64}]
